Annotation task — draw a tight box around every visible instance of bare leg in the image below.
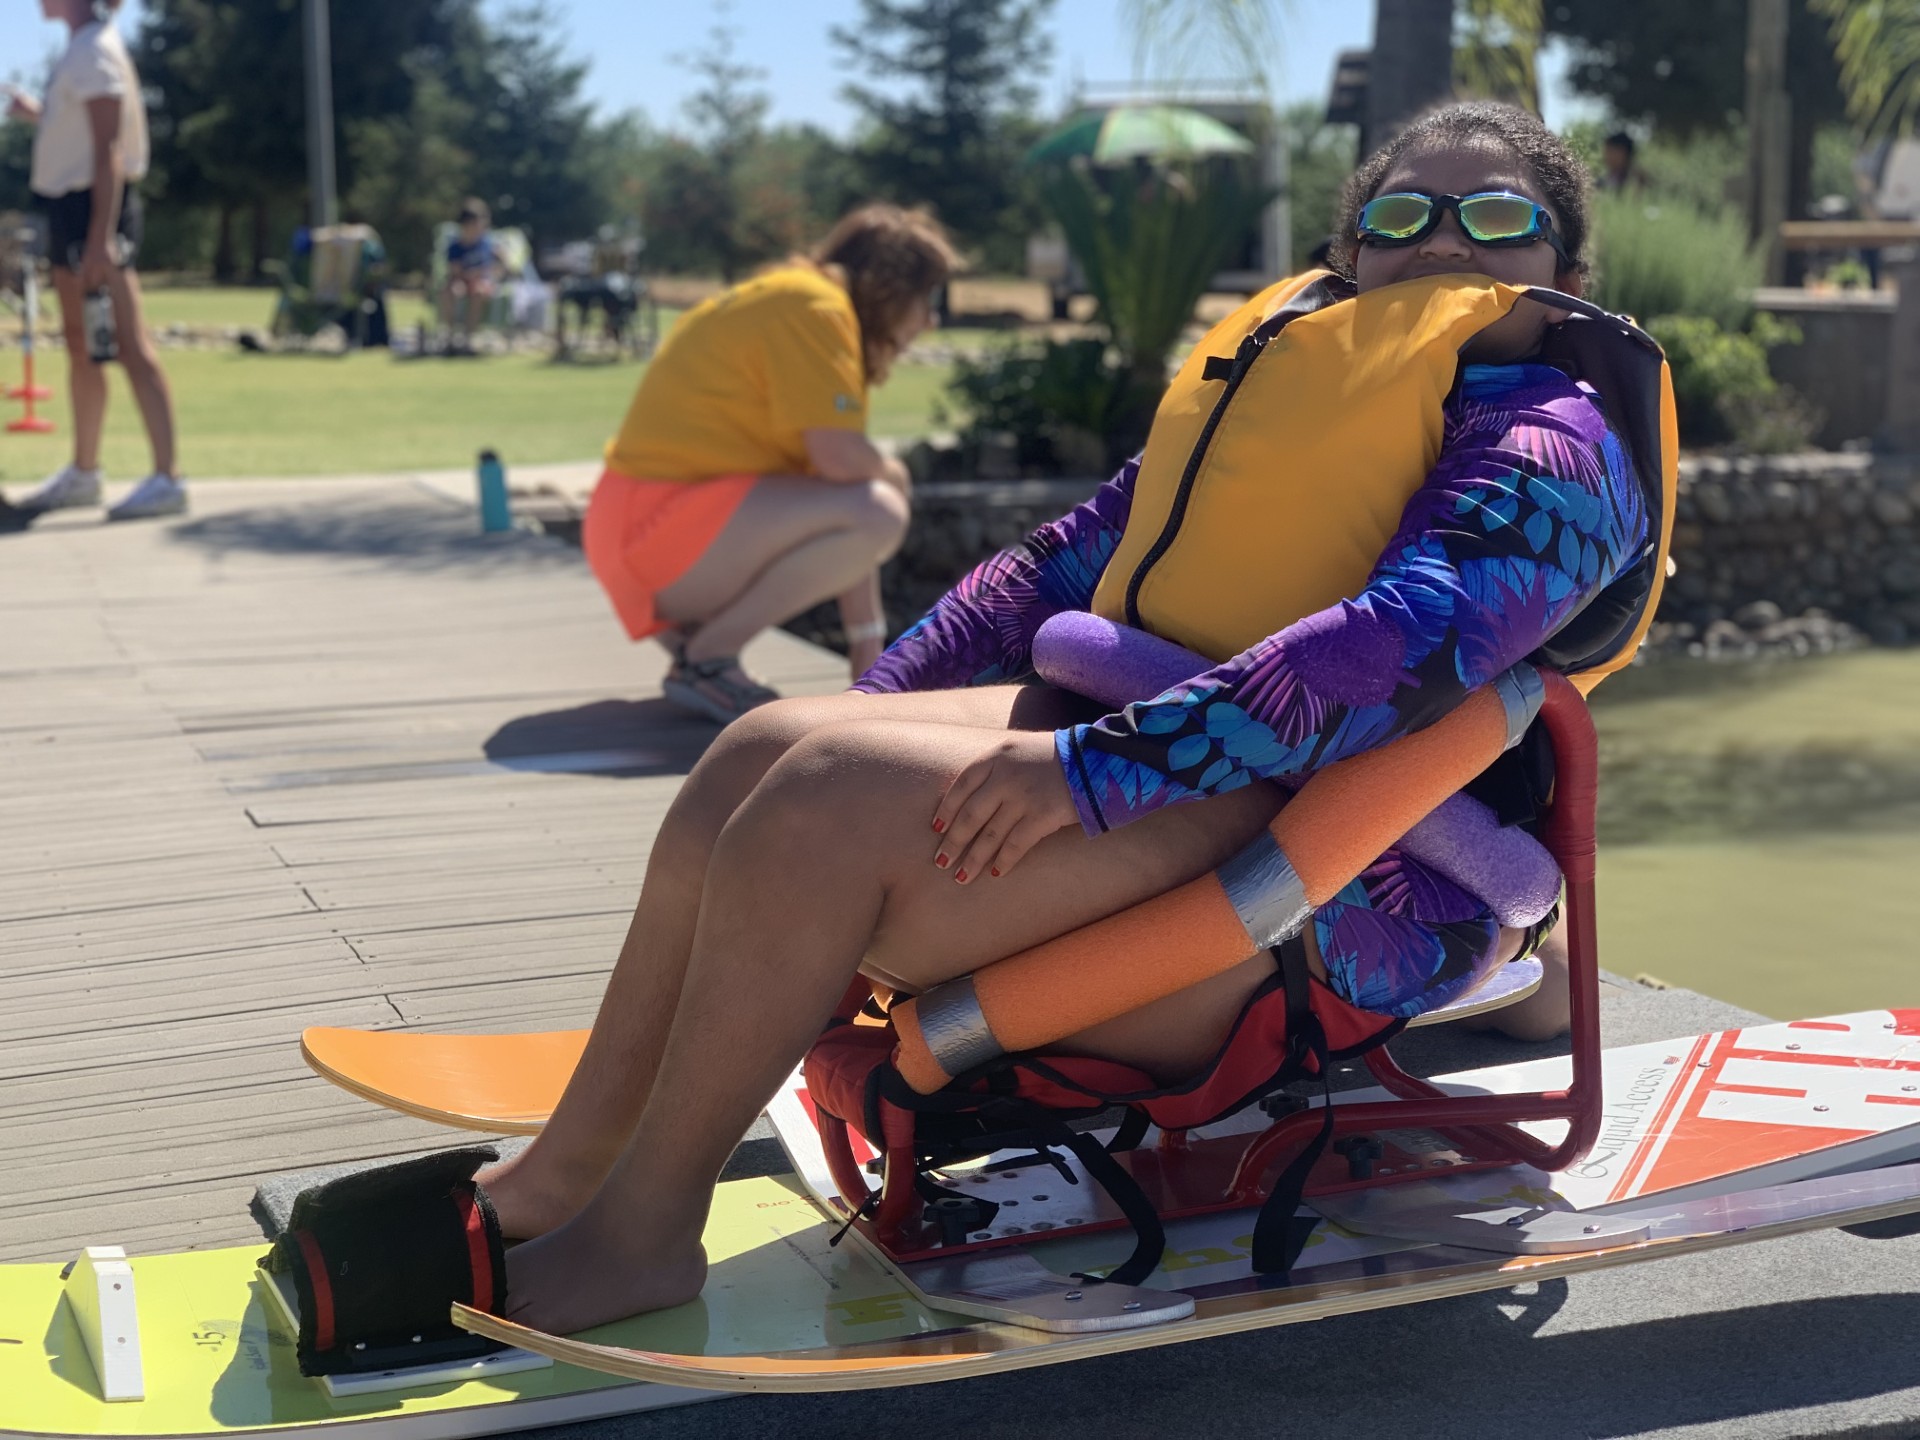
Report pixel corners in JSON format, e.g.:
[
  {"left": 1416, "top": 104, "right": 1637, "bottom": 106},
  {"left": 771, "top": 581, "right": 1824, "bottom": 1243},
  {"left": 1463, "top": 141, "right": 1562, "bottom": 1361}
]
[
  {"left": 51, "top": 269, "right": 107, "bottom": 472},
  {"left": 502, "top": 716, "right": 1281, "bottom": 1331},
  {"left": 655, "top": 476, "right": 907, "bottom": 672},
  {"left": 837, "top": 569, "right": 887, "bottom": 674},
  {"left": 478, "top": 685, "right": 1082, "bottom": 1238},
  {"left": 1474, "top": 920, "right": 1570, "bottom": 1041},
  {"left": 105, "top": 267, "right": 177, "bottom": 476}
]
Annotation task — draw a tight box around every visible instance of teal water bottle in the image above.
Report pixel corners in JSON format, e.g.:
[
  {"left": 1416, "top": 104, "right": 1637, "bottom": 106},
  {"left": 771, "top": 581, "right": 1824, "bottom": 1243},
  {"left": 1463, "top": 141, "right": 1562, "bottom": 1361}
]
[{"left": 477, "top": 449, "right": 512, "bottom": 533}]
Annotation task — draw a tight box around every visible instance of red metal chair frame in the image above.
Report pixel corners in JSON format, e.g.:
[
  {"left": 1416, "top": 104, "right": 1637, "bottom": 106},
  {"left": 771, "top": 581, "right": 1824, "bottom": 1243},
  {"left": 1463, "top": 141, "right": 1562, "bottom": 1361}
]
[{"left": 812, "top": 670, "right": 1604, "bottom": 1258}]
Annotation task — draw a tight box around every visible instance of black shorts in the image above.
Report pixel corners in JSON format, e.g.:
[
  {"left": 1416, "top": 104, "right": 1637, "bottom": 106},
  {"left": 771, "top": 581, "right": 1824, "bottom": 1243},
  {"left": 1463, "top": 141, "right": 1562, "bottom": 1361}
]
[{"left": 40, "top": 185, "right": 143, "bottom": 270}]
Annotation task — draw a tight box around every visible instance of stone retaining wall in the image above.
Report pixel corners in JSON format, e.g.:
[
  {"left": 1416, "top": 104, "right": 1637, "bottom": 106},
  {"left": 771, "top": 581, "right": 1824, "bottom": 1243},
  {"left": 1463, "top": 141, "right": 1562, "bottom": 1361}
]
[
  {"left": 1669, "top": 451, "right": 1916, "bottom": 647},
  {"left": 832, "top": 456, "right": 1908, "bottom": 656}
]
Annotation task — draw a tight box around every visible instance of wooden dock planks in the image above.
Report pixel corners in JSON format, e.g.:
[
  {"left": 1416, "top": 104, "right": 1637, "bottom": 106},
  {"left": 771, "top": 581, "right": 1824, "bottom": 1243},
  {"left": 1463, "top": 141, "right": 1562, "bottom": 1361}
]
[{"left": 0, "top": 476, "right": 849, "bottom": 1262}]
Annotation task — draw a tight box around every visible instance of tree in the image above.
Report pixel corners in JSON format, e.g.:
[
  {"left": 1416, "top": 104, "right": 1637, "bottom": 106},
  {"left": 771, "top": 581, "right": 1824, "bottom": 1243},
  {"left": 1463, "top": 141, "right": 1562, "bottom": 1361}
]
[
  {"left": 132, "top": 0, "right": 491, "bottom": 276},
  {"left": 1455, "top": 0, "right": 1543, "bottom": 111},
  {"left": 1545, "top": 0, "right": 1845, "bottom": 259},
  {"left": 457, "top": 5, "right": 603, "bottom": 245},
  {"left": 1279, "top": 102, "right": 1357, "bottom": 260},
  {"left": 1813, "top": 0, "right": 1920, "bottom": 140},
  {"left": 130, "top": 0, "right": 613, "bottom": 277},
  {"left": 134, "top": 0, "right": 308, "bottom": 277},
  {"left": 671, "top": 13, "right": 772, "bottom": 281},
  {"left": 341, "top": 62, "right": 474, "bottom": 273},
  {"left": 832, "top": 0, "right": 1055, "bottom": 265},
  {"left": 1116, "top": 0, "right": 1280, "bottom": 90},
  {"left": 1546, "top": 0, "right": 1841, "bottom": 137}
]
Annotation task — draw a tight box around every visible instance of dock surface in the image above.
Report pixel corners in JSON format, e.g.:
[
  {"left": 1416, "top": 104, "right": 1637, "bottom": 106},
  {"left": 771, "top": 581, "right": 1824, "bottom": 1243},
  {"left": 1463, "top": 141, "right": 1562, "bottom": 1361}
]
[
  {"left": 5, "top": 476, "right": 1919, "bottom": 1439},
  {"left": 0, "top": 476, "right": 845, "bottom": 1261}
]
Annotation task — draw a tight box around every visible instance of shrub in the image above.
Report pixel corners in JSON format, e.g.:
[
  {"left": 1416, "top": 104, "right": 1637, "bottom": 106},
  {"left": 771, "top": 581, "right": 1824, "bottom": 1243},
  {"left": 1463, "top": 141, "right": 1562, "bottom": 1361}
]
[
  {"left": 1279, "top": 102, "right": 1358, "bottom": 265},
  {"left": 1589, "top": 192, "right": 1762, "bottom": 332},
  {"left": 941, "top": 338, "right": 1138, "bottom": 473},
  {"left": 1647, "top": 312, "right": 1820, "bottom": 453}
]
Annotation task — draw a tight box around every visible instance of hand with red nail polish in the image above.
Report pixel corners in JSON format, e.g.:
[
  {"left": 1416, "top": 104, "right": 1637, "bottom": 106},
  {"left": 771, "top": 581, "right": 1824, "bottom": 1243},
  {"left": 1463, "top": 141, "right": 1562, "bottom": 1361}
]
[{"left": 930, "top": 731, "right": 1078, "bottom": 883}]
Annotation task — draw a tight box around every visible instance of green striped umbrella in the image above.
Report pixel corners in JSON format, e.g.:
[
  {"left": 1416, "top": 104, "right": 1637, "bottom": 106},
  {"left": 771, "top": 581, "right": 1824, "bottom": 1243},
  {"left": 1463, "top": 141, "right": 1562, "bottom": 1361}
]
[{"left": 1026, "top": 104, "right": 1257, "bottom": 166}]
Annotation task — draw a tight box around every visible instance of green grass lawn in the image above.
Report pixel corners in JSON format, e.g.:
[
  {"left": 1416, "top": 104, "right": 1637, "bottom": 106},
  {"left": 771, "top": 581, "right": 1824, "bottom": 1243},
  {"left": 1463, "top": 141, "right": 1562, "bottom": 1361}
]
[{"left": 0, "top": 285, "right": 957, "bottom": 482}]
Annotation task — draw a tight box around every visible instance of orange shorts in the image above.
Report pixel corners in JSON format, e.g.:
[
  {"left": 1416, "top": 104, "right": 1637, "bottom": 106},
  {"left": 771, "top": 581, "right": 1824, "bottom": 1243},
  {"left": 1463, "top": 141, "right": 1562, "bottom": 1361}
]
[{"left": 581, "top": 468, "right": 758, "bottom": 640}]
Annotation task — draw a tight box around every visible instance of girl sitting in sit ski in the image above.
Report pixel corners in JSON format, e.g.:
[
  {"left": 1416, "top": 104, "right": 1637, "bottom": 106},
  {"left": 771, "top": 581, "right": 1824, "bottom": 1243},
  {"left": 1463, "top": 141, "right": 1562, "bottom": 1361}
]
[{"left": 485, "top": 102, "right": 1650, "bottom": 1333}]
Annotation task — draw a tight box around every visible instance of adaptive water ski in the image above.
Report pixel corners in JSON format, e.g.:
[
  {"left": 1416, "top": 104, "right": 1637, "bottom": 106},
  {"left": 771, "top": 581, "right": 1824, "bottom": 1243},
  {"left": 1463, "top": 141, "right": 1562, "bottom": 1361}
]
[
  {"left": 454, "top": 1162, "right": 1920, "bottom": 1392},
  {"left": 27, "top": 1007, "right": 1920, "bottom": 1430},
  {"left": 296, "top": 962, "right": 1547, "bottom": 1136}
]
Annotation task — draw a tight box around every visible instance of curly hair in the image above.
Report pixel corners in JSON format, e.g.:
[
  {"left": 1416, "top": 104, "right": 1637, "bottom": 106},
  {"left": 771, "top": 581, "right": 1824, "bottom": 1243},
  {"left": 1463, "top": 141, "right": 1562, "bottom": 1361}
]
[
  {"left": 806, "top": 205, "right": 963, "bottom": 383},
  {"left": 1328, "top": 101, "right": 1592, "bottom": 283}
]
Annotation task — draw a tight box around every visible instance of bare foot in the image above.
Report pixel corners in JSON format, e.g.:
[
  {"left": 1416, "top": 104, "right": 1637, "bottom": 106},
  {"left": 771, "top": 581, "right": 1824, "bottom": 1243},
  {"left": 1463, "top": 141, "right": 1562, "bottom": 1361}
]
[
  {"left": 477, "top": 1142, "right": 609, "bottom": 1240},
  {"left": 503, "top": 1202, "right": 707, "bottom": 1333}
]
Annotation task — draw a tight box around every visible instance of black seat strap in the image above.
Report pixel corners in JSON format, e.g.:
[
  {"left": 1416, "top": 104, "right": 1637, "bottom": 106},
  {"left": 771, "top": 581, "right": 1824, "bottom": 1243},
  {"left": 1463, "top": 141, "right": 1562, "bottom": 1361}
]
[
  {"left": 1250, "top": 939, "right": 1335, "bottom": 1276},
  {"left": 1026, "top": 1107, "right": 1166, "bottom": 1287},
  {"left": 1107, "top": 1106, "right": 1152, "bottom": 1154}
]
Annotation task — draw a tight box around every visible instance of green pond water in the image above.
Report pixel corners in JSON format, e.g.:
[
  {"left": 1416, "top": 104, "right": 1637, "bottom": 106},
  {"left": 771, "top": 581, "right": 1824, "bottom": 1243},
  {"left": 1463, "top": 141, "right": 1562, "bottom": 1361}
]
[{"left": 1592, "top": 649, "right": 1920, "bottom": 1019}]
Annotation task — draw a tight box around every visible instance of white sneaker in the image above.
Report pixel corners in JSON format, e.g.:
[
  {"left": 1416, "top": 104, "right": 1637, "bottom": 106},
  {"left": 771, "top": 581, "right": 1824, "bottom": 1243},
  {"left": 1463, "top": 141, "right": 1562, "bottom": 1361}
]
[
  {"left": 17, "top": 464, "right": 102, "bottom": 510},
  {"left": 106, "top": 472, "right": 188, "bottom": 522}
]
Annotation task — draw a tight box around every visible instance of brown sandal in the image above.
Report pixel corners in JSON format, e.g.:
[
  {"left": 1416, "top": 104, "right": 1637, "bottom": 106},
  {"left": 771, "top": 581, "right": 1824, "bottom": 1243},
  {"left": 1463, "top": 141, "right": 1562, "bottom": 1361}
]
[{"left": 662, "top": 655, "right": 781, "bottom": 724}]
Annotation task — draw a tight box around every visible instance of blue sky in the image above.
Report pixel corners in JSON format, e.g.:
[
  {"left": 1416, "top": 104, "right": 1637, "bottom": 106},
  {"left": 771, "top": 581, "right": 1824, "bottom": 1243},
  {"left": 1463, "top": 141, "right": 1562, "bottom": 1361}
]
[{"left": 4, "top": 1, "right": 1586, "bottom": 133}]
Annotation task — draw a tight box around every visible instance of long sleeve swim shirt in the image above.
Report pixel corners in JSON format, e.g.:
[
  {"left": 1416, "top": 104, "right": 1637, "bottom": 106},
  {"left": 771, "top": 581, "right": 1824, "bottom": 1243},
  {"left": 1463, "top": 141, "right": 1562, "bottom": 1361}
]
[{"left": 854, "top": 362, "right": 1651, "bottom": 835}]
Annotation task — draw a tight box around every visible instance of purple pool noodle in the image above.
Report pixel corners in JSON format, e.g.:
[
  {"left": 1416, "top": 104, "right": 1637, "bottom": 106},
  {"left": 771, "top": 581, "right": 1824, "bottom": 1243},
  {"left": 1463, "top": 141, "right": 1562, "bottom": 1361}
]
[
  {"left": 1031, "top": 611, "right": 1206, "bottom": 708},
  {"left": 1030, "top": 611, "right": 1560, "bottom": 927},
  {"left": 1398, "top": 795, "right": 1561, "bottom": 928}
]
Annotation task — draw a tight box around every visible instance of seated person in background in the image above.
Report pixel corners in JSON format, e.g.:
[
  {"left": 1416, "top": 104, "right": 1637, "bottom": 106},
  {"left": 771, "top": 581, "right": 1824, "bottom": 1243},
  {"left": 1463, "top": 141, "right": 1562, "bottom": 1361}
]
[
  {"left": 489, "top": 101, "right": 1643, "bottom": 1331},
  {"left": 440, "top": 197, "right": 498, "bottom": 352},
  {"left": 1598, "top": 130, "right": 1641, "bottom": 193},
  {"left": 582, "top": 204, "right": 959, "bottom": 722}
]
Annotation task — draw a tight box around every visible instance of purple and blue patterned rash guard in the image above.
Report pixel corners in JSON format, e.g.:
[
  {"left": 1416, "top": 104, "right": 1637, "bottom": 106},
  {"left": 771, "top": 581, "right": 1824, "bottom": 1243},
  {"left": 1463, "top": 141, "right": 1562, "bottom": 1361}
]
[{"left": 856, "top": 361, "right": 1650, "bottom": 1016}]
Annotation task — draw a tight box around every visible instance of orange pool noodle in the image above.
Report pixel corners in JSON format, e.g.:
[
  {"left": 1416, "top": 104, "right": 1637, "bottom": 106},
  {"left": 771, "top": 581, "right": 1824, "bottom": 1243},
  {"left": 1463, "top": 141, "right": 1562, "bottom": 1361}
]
[
  {"left": 893, "top": 684, "right": 1515, "bottom": 1094},
  {"left": 1267, "top": 679, "right": 1513, "bottom": 904}
]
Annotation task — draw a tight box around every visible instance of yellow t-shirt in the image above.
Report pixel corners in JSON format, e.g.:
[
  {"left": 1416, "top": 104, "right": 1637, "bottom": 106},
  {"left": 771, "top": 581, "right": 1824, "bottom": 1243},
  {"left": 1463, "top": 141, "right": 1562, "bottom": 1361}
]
[{"left": 606, "top": 266, "right": 869, "bottom": 482}]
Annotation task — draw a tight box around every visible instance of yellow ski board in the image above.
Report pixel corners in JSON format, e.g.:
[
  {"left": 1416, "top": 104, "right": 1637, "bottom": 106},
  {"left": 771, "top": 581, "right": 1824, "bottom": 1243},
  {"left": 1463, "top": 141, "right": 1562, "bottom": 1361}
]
[
  {"left": 455, "top": 1162, "right": 1920, "bottom": 1393},
  {"left": 0, "top": 1175, "right": 956, "bottom": 1438}
]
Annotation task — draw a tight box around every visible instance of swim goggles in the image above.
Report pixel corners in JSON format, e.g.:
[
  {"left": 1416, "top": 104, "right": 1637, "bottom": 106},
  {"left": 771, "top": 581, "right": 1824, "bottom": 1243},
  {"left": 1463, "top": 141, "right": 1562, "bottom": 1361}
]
[{"left": 1356, "top": 190, "right": 1573, "bottom": 266}]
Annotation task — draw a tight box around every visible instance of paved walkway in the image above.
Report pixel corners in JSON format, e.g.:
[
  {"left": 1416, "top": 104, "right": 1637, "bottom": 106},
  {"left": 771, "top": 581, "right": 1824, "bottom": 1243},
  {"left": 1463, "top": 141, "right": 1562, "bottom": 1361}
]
[{"left": 7, "top": 476, "right": 1920, "bottom": 1438}]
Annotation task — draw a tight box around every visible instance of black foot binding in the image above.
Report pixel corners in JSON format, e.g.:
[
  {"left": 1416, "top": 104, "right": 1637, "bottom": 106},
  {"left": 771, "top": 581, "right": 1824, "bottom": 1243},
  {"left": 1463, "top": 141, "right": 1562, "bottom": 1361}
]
[{"left": 262, "top": 1147, "right": 508, "bottom": 1377}]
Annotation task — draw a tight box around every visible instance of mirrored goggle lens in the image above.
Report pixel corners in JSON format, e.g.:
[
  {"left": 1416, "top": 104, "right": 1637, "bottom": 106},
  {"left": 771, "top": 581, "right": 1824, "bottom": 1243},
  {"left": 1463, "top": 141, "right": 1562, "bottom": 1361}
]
[
  {"left": 1358, "top": 194, "right": 1433, "bottom": 238},
  {"left": 1457, "top": 195, "right": 1545, "bottom": 241}
]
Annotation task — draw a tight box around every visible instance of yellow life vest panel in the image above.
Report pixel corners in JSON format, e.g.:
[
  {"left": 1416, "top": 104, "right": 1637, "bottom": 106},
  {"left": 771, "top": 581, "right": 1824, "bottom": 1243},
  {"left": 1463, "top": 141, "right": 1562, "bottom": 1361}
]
[{"left": 1088, "top": 271, "right": 1678, "bottom": 695}]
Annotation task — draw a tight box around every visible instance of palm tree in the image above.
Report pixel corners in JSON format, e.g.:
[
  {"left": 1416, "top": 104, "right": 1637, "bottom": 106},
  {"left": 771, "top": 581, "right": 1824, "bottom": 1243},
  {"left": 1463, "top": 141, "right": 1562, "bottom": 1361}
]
[
  {"left": 1117, "top": 0, "right": 1283, "bottom": 91},
  {"left": 1124, "top": 0, "right": 1545, "bottom": 149},
  {"left": 1811, "top": 0, "right": 1920, "bottom": 141},
  {"left": 1454, "top": 0, "right": 1543, "bottom": 111}
]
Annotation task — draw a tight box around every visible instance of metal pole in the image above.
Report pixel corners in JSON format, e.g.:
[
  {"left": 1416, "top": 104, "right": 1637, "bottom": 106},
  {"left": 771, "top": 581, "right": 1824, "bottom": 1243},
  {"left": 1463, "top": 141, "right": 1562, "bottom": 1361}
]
[
  {"left": 1744, "top": 0, "right": 1790, "bottom": 286},
  {"left": 302, "top": 0, "right": 338, "bottom": 229},
  {"left": 1260, "top": 116, "right": 1292, "bottom": 277}
]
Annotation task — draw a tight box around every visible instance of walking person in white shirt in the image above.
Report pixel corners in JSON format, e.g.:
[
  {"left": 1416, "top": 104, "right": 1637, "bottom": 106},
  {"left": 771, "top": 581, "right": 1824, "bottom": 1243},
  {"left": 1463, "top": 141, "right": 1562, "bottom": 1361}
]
[{"left": 7, "top": 0, "right": 185, "bottom": 522}]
